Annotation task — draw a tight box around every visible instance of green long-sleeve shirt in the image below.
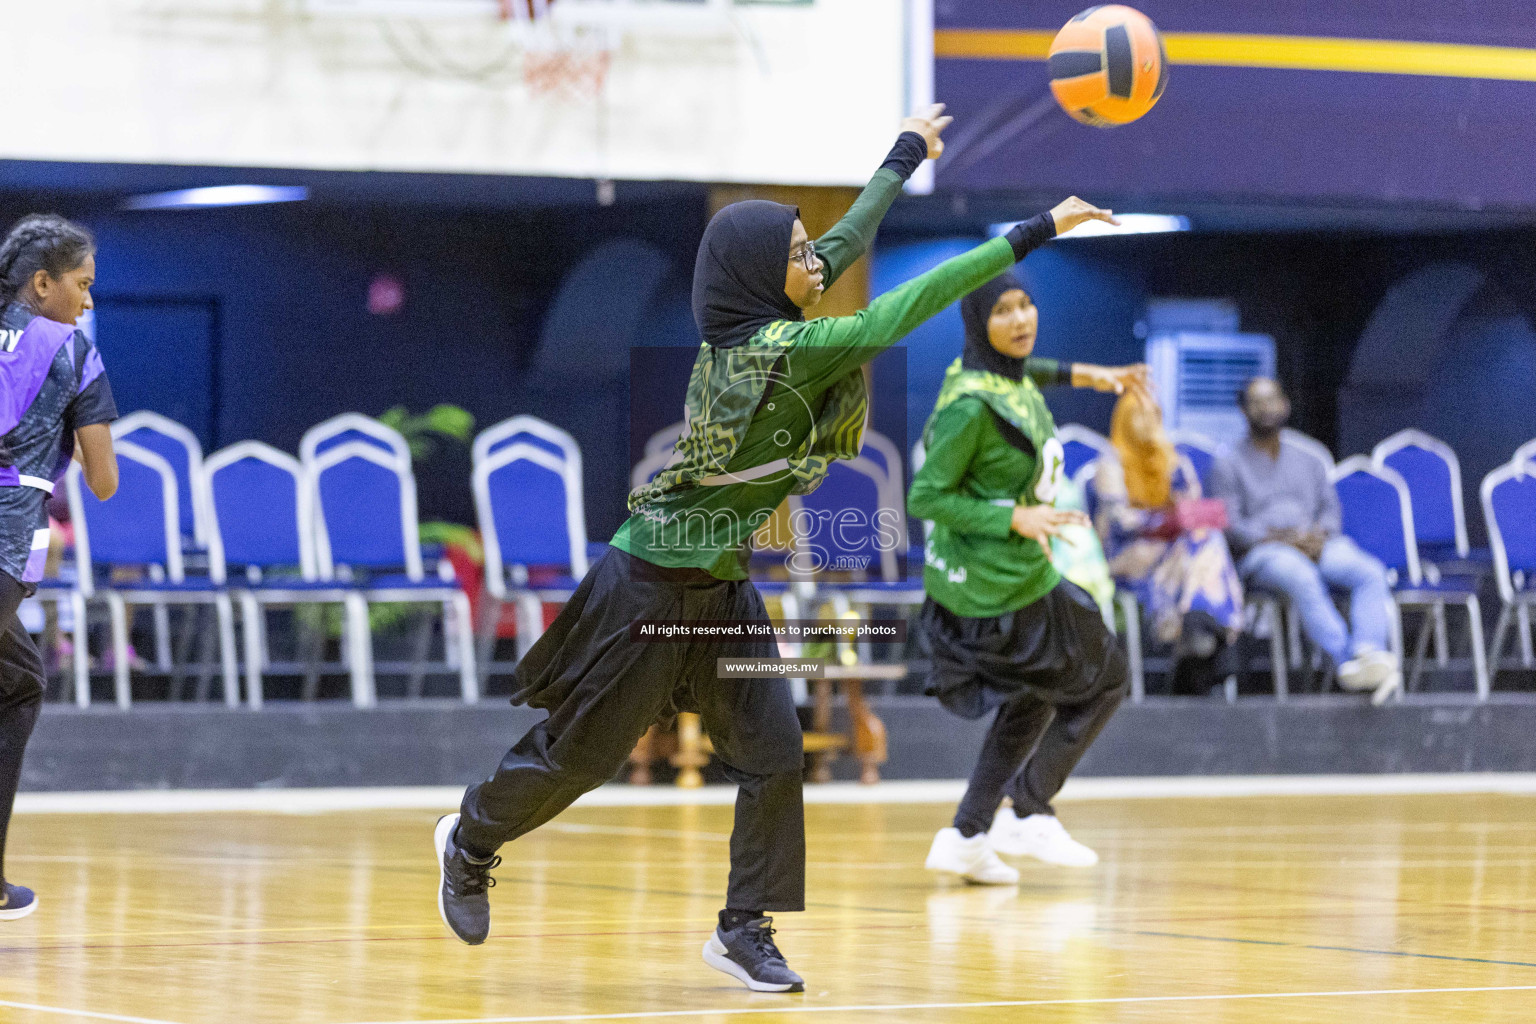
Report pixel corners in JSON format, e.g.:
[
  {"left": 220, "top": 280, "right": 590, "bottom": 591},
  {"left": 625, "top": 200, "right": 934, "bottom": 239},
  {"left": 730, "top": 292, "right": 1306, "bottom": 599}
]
[
  {"left": 611, "top": 185, "right": 1021, "bottom": 579},
  {"left": 908, "top": 366, "right": 1068, "bottom": 617}
]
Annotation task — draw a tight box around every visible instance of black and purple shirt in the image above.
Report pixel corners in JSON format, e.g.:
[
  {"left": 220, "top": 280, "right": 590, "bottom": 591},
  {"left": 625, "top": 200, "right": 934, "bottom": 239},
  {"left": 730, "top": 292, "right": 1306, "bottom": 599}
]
[{"left": 0, "top": 302, "right": 117, "bottom": 584}]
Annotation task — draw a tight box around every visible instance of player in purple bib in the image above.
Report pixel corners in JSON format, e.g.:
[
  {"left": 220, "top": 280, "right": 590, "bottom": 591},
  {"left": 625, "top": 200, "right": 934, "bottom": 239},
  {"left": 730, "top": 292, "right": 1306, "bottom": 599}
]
[{"left": 0, "top": 215, "right": 119, "bottom": 921}]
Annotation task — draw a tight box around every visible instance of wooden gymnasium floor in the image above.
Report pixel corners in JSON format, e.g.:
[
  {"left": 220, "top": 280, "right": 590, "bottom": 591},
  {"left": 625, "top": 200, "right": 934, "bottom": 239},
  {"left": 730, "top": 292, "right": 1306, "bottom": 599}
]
[{"left": 3, "top": 789, "right": 1536, "bottom": 1023}]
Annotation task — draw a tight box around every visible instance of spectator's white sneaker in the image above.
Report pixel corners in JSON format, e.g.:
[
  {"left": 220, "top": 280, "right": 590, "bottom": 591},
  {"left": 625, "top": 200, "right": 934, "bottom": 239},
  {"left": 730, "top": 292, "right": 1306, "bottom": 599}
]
[
  {"left": 925, "top": 828, "right": 1019, "bottom": 885},
  {"left": 989, "top": 810, "right": 1099, "bottom": 867},
  {"left": 1338, "top": 649, "right": 1396, "bottom": 692},
  {"left": 1371, "top": 670, "right": 1403, "bottom": 706}
]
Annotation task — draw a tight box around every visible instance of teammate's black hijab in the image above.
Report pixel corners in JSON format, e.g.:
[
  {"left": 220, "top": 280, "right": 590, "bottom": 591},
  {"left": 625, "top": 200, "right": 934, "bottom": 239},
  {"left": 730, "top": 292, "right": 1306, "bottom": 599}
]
[
  {"left": 692, "top": 200, "right": 805, "bottom": 349},
  {"left": 960, "top": 270, "right": 1032, "bottom": 382}
]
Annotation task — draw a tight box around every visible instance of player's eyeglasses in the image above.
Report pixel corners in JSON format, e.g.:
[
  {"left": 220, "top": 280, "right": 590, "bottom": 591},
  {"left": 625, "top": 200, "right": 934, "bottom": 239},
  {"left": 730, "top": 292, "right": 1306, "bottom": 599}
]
[{"left": 788, "top": 240, "right": 818, "bottom": 271}]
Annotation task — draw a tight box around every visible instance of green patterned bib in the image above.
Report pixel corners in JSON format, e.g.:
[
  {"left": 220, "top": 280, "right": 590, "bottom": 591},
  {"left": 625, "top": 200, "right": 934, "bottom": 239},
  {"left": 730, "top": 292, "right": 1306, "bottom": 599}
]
[
  {"left": 628, "top": 321, "right": 868, "bottom": 512},
  {"left": 925, "top": 358, "right": 1063, "bottom": 506}
]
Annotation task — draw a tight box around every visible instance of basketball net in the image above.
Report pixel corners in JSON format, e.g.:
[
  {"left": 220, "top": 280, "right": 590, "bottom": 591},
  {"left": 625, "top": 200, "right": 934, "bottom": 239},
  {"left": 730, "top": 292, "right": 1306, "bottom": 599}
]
[{"left": 497, "top": 0, "right": 612, "bottom": 100}]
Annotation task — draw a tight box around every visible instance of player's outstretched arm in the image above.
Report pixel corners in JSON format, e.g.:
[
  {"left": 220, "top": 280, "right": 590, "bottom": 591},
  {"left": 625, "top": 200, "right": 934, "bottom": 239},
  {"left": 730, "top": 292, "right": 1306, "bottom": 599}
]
[
  {"left": 798, "top": 196, "right": 1118, "bottom": 365},
  {"left": 813, "top": 104, "right": 952, "bottom": 288}
]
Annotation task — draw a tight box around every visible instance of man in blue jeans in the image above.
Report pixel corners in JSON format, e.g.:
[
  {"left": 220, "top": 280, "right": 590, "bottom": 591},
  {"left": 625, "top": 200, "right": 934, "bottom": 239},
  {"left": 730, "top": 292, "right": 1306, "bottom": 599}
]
[{"left": 1210, "top": 378, "right": 1399, "bottom": 700}]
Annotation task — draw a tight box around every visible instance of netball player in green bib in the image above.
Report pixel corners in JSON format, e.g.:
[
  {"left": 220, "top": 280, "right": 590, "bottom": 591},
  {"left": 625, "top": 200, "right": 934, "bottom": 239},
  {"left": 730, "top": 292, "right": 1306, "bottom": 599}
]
[
  {"left": 436, "top": 103, "right": 1122, "bottom": 990},
  {"left": 912, "top": 270, "right": 1147, "bottom": 885}
]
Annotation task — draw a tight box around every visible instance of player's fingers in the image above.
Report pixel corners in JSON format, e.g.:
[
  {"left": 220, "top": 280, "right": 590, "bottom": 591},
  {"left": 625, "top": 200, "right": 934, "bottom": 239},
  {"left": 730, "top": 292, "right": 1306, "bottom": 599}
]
[{"left": 933, "top": 115, "right": 954, "bottom": 132}]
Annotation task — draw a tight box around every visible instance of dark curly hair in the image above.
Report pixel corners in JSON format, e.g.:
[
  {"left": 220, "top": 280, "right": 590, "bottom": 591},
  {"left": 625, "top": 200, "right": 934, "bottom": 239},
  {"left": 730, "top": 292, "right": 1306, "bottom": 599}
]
[{"left": 0, "top": 214, "right": 95, "bottom": 306}]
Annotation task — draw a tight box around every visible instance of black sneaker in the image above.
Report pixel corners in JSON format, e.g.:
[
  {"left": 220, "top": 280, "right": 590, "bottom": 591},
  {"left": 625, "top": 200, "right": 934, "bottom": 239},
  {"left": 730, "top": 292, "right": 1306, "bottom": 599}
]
[
  {"left": 0, "top": 880, "right": 37, "bottom": 921},
  {"left": 702, "top": 915, "right": 804, "bottom": 992},
  {"left": 435, "top": 813, "right": 499, "bottom": 945}
]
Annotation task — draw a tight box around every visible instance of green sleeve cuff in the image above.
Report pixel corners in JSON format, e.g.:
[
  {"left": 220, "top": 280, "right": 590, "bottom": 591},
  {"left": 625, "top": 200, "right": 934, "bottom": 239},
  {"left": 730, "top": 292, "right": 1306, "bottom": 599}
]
[{"left": 1023, "top": 357, "right": 1073, "bottom": 387}]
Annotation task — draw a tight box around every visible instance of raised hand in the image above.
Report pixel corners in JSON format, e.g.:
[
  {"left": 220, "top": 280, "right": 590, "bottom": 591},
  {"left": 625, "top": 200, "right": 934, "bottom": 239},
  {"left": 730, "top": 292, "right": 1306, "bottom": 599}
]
[
  {"left": 1049, "top": 196, "right": 1119, "bottom": 235},
  {"left": 899, "top": 103, "right": 953, "bottom": 160},
  {"left": 1073, "top": 363, "right": 1151, "bottom": 396}
]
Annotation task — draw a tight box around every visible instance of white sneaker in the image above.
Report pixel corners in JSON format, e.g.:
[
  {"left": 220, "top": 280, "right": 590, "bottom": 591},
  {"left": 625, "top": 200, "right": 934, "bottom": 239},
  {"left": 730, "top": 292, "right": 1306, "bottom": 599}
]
[
  {"left": 989, "top": 810, "right": 1099, "bottom": 867},
  {"left": 1338, "top": 649, "right": 1396, "bottom": 691},
  {"left": 1370, "top": 670, "right": 1402, "bottom": 706},
  {"left": 925, "top": 827, "right": 1019, "bottom": 885}
]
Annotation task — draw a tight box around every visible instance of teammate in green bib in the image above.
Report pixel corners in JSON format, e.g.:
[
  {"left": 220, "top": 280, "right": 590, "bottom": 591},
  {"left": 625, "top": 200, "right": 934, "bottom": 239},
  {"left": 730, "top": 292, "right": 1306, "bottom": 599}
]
[{"left": 911, "top": 269, "right": 1147, "bottom": 885}]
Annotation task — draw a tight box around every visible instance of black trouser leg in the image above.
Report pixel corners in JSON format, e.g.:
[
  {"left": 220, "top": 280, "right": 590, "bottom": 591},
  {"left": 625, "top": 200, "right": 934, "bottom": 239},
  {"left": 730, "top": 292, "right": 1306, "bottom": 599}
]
[
  {"left": 0, "top": 574, "right": 46, "bottom": 883},
  {"left": 1003, "top": 671, "right": 1127, "bottom": 818},
  {"left": 953, "top": 693, "right": 1054, "bottom": 837},
  {"left": 698, "top": 669, "right": 805, "bottom": 913},
  {"left": 456, "top": 655, "right": 677, "bottom": 857}
]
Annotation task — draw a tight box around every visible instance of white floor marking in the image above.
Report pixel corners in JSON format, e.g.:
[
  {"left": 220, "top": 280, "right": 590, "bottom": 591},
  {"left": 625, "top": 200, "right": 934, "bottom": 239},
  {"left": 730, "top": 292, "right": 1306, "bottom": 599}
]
[
  {"left": 16, "top": 773, "right": 1536, "bottom": 815},
  {"left": 333, "top": 985, "right": 1536, "bottom": 1024},
  {"left": 0, "top": 999, "right": 185, "bottom": 1024}
]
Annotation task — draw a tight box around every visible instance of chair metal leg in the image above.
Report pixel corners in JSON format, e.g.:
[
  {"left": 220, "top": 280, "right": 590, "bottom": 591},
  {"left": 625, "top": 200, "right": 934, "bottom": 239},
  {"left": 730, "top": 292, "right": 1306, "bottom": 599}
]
[
  {"left": 71, "top": 591, "right": 90, "bottom": 709},
  {"left": 450, "top": 590, "right": 479, "bottom": 704},
  {"left": 239, "top": 593, "right": 264, "bottom": 709},
  {"left": 344, "top": 593, "right": 376, "bottom": 707},
  {"left": 105, "top": 592, "right": 131, "bottom": 710},
  {"left": 475, "top": 594, "right": 500, "bottom": 696},
  {"left": 301, "top": 609, "right": 325, "bottom": 700},
  {"left": 1465, "top": 595, "right": 1489, "bottom": 701},
  {"left": 1519, "top": 604, "right": 1534, "bottom": 668},
  {"left": 1432, "top": 603, "right": 1450, "bottom": 667},
  {"left": 1285, "top": 601, "right": 1304, "bottom": 669},
  {"left": 405, "top": 610, "right": 433, "bottom": 699},
  {"left": 1390, "top": 599, "right": 1407, "bottom": 702},
  {"left": 1266, "top": 602, "right": 1288, "bottom": 700},
  {"left": 513, "top": 593, "right": 543, "bottom": 661},
  {"left": 1489, "top": 604, "right": 1512, "bottom": 681},
  {"left": 216, "top": 594, "right": 239, "bottom": 708},
  {"left": 169, "top": 605, "right": 198, "bottom": 701},
  {"left": 1405, "top": 604, "right": 1433, "bottom": 694},
  {"left": 1116, "top": 591, "right": 1144, "bottom": 703},
  {"left": 193, "top": 608, "right": 217, "bottom": 702},
  {"left": 153, "top": 601, "right": 173, "bottom": 670}
]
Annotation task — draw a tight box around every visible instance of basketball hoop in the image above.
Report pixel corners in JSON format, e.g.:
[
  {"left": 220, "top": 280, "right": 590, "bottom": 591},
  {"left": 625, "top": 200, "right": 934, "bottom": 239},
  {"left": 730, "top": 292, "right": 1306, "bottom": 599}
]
[{"left": 304, "top": 0, "right": 735, "bottom": 102}]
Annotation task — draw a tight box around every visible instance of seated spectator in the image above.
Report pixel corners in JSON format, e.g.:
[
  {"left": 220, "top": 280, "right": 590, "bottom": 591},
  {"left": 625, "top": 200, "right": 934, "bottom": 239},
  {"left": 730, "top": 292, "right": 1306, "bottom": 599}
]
[
  {"left": 1209, "top": 378, "right": 1399, "bottom": 696},
  {"left": 1094, "top": 389, "right": 1243, "bottom": 694}
]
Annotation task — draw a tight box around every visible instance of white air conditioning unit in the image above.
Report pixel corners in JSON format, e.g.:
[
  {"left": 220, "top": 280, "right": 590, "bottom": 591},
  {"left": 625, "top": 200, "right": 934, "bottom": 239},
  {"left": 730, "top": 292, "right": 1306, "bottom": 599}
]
[{"left": 1146, "top": 331, "right": 1275, "bottom": 448}]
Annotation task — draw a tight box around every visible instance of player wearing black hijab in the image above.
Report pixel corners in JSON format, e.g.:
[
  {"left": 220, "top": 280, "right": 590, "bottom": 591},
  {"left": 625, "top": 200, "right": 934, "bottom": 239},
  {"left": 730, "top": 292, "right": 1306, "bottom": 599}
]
[
  {"left": 911, "top": 270, "right": 1145, "bottom": 884},
  {"left": 435, "top": 105, "right": 1120, "bottom": 991}
]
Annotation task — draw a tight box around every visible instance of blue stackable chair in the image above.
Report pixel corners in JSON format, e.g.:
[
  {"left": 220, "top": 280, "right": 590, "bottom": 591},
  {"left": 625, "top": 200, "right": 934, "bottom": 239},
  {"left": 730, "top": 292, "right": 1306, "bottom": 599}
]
[
  {"left": 1332, "top": 456, "right": 1488, "bottom": 699},
  {"left": 66, "top": 441, "right": 237, "bottom": 709},
  {"left": 111, "top": 411, "right": 212, "bottom": 672},
  {"left": 1482, "top": 461, "right": 1536, "bottom": 685},
  {"left": 204, "top": 441, "right": 365, "bottom": 708},
  {"left": 310, "top": 441, "right": 477, "bottom": 704},
  {"left": 1373, "top": 429, "right": 1487, "bottom": 570},
  {"left": 473, "top": 416, "right": 590, "bottom": 680},
  {"left": 111, "top": 411, "right": 209, "bottom": 548},
  {"left": 1057, "top": 424, "right": 1109, "bottom": 483}
]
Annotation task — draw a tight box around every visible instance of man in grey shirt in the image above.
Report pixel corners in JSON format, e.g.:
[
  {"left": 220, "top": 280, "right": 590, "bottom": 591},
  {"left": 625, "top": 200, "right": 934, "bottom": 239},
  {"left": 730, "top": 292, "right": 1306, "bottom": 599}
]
[{"left": 1209, "top": 378, "right": 1398, "bottom": 697}]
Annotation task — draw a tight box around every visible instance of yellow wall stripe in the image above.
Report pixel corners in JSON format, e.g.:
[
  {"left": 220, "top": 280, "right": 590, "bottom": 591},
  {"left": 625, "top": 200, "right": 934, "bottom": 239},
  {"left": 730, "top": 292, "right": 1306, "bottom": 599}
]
[{"left": 934, "top": 28, "right": 1536, "bottom": 84}]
